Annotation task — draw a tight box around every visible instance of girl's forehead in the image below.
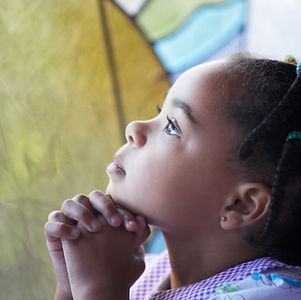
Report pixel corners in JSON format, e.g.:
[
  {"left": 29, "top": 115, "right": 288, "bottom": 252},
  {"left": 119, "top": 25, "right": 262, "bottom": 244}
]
[
  {"left": 166, "top": 60, "right": 228, "bottom": 112},
  {"left": 171, "top": 60, "right": 226, "bottom": 93}
]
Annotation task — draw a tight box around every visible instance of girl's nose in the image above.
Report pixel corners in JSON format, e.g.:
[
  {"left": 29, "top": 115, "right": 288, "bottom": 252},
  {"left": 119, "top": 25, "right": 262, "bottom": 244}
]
[{"left": 125, "top": 121, "right": 147, "bottom": 148}]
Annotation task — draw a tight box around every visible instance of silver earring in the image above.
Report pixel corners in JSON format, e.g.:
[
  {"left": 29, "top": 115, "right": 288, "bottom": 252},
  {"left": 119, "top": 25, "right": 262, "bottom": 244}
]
[{"left": 221, "top": 216, "right": 227, "bottom": 222}]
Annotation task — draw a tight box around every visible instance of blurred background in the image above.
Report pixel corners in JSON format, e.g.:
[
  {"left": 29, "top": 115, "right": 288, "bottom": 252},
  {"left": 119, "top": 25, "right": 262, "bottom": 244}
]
[{"left": 0, "top": 0, "right": 300, "bottom": 299}]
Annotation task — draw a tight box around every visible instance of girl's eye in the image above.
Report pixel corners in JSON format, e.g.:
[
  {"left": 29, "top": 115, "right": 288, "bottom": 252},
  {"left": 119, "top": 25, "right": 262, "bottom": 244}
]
[{"left": 165, "top": 116, "right": 181, "bottom": 137}]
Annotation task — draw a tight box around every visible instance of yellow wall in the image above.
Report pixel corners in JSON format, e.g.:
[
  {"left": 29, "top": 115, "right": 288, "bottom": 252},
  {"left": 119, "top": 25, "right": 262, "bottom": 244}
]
[{"left": 0, "top": 1, "right": 170, "bottom": 299}]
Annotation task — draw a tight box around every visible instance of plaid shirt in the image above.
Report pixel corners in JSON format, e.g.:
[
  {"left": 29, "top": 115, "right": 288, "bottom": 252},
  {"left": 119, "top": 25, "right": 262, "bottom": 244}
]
[{"left": 130, "top": 251, "right": 301, "bottom": 300}]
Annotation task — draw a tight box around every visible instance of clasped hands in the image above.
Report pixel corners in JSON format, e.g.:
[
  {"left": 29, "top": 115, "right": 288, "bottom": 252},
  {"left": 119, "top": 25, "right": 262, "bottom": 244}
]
[{"left": 44, "top": 190, "right": 150, "bottom": 300}]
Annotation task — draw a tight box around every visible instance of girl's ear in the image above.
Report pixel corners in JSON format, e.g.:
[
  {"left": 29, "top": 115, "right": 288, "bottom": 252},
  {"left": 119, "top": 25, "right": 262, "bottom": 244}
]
[{"left": 220, "top": 183, "right": 270, "bottom": 230}]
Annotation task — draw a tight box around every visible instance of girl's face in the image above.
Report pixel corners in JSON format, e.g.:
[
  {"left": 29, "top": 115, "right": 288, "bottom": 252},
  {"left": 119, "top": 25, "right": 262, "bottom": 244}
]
[{"left": 106, "top": 60, "right": 242, "bottom": 236}]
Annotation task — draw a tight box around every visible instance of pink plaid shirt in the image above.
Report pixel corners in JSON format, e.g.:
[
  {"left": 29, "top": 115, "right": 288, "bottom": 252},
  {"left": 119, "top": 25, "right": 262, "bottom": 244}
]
[{"left": 130, "top": 250, "right": 301, "bottom": 300}]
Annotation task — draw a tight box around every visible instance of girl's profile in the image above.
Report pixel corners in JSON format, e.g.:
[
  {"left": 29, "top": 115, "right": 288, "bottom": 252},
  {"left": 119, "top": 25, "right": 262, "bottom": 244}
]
[{"left": 45, "top": 52, "right": 301, "bottom": 300}]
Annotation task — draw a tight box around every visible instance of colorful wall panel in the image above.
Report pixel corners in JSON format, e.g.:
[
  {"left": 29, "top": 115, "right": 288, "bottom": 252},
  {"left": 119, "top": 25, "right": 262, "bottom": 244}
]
[{"left": 113, "top": 0, "right": 247, "bottom": 81}]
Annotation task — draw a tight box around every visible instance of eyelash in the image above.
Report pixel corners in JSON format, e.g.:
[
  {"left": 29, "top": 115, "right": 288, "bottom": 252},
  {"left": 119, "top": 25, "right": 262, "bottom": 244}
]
[{"left": 156, "top": 105, "right": 181, "bottom": 138}]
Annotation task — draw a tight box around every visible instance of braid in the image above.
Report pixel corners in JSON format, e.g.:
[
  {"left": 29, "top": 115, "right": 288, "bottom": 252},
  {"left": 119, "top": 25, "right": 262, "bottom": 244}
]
[
  {"left": 224, "top": 52, "right": 301, "bottom": 265},
  {"left": 263, "top": 141, "right": 291, "bottom": 235},
  {"left": 250, "top": 138, "right": 301, "bottom": 265},
  {"left": 264, "top": 137, "right": 301, "bottom": 234}
]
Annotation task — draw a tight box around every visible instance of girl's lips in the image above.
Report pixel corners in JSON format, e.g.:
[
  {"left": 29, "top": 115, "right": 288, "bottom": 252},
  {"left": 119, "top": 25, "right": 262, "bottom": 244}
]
[{"left": 106, "top": 156, "right": 126, "bottom": 176}]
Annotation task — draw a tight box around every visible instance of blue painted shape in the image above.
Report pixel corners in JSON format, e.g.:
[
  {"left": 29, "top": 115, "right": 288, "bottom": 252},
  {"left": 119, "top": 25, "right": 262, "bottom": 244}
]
[
  {"left": 168, "top": 29, "right": 245, "bottom": 82},
  {"left": 153, "top": 0, "right": 247, "bottom": 74},
  {"left": 202, "top": 28, "right": 245, "bottom": 62}
]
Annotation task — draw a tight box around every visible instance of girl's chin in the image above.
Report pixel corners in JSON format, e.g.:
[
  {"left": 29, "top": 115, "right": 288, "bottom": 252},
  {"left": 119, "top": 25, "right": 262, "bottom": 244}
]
[
  {"left": 105, "top": 185, "right": 125, "bottom": 206},
  {"left": 106, "top": 189, "right": 140, "bottom": 215},
  {"left": 105, "top": 184, "right": 147, "bottom": 218},
  {"left": 105, "top": 182, "right": 118, "bottom": 197},
  {"left": 105, "top": 185, "right": 118, "bottom": 204}
]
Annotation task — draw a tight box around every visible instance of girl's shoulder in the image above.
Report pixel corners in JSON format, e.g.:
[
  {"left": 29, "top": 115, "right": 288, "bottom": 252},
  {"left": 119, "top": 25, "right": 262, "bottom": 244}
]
[
  {"left": 210, "top": 264, "right": 301, "bottom": 300},
  {"left": 130, "top": 253, "right": 301, "bottom": 299}
]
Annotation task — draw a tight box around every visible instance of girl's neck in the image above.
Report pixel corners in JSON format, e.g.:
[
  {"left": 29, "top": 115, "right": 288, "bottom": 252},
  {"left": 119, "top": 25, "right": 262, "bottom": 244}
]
[{"left": 162, "top": 230, "right": 263, "bottom": 289}]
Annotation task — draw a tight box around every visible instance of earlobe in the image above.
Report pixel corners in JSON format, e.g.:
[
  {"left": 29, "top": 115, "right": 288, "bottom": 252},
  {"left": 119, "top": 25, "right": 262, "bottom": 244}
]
[{"left": 220, "top": 183, "right": 270, "bottom": 231}]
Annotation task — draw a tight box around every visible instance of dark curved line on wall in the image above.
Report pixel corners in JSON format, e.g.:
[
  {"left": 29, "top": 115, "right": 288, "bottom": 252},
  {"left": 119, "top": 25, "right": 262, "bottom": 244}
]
[
  {"left": 135, "top": 0, "right": 151, "bottom": 16},
  {"left": 98, "top": 0, "right": 127, "bottom": 144},
  {"left": 111, "top": 0, "right": 247, "bottom": 81},
  {"left": 110, "top": 1, "right": 171, "bottom": 84},
  {"left": 112, "top": 0, "right": 150, "bottom": 17}
]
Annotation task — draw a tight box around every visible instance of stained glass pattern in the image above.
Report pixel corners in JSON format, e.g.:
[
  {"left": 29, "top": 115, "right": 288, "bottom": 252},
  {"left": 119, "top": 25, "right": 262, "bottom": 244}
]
[{"left": 114, "top": 0, "right": 247, "bottom": 81}]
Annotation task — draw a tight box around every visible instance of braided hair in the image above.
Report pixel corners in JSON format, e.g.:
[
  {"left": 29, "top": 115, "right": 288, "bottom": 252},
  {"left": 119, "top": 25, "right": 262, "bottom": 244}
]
[{"left": 224, "top": 52, "right": 301, "bottom": 266}]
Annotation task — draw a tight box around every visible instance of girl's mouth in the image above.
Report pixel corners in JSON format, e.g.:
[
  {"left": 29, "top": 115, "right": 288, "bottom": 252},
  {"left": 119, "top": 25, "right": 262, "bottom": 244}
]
[{"left": 106, "top": 156, "right": 126, "bottom": 176}]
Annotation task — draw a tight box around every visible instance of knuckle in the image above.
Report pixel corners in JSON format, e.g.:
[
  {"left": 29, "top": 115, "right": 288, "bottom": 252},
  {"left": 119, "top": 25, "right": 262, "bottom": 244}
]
[
  {"left": 89, "top": 190, "right": 102, "bottom": 198},
  {"left": 57, "top": 222, "right": 68, "bottom": 234},
  {"left": 91, "top": 192, "right": 112, "bottom": 207},
  {"left": 47, "top": 210, "right": 60, "bottom": 220},
  {"left": 103, "top": 200, "right": 114, "bottom": 210},
  {"left": 61, "top": 199, "right": 73, "bottom": 211},
  {"left": 73, "top": 194, "right": 88, "bottom": 202},
  {"left": 76, "top": 195, "right": 92, "bottom": 209},
  {"left": 79, "top": 209, "right": 91, "bottom": 221},
  {"left": 44, "top": 221, "right": 50, "bottom": 232},
  {"left": 103, "top": 203, "right": 118, "bottom": 218},
  {"left": 44, "top": 221, "right": 59, "bottom": 237}
]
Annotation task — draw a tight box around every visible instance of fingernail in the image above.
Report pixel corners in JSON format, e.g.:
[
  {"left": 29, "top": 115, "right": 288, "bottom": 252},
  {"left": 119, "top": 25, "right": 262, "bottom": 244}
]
[
  {"left": 90, "top": 220, "right": 101, "bottom": 231},
  {"left": 111, "top": 216, "right": 121, "bottom": 226},
  {"left": 127, "top": 220, "right": 137, "bottom": 230}
]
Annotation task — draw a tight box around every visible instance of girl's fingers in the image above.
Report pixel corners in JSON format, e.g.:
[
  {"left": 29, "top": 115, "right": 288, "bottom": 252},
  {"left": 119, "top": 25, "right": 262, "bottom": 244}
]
[
  {"left": 61, "top": 196, "right": 101, "bottom": 232},
  {"left": 136, "top": 215, "right": 146, "bottom": 228},
  {"left": 117, "top": 208, "right": 139, "bottom": 232},
  {"left": 48, "top": 210, "right": 75, "bottom": 225},
  {"left": 88, "top": 190, "right": 122, "bottom": 227},
  {"left": 45, "top": 211, "right": 80, "bottom": 243},
  {"left": 45, "top": 221, "right": 80, "bottom": 242},
  {"left": 58, "top": 191, "right": 141, "bottom": 233},
  {"left": 73, "top": 194, "right": 93, "bottom": 211}
]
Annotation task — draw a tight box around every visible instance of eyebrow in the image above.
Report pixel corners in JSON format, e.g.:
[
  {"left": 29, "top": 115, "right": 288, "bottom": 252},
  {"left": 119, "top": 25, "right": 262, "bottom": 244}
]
[{"left": 172, "top": 98, "right": 197, "bottom": 124}]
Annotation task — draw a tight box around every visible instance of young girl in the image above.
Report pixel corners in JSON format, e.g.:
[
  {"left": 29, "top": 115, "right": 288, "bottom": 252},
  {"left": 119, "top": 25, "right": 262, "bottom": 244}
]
[{"left": 45, "top": 52, "right": 301, "bottom": 300}]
